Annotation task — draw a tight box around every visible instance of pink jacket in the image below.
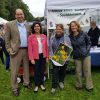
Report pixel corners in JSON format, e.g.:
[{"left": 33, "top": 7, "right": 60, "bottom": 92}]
[{"left": 28, "top": 34, "right": 48, "bottom": 60}]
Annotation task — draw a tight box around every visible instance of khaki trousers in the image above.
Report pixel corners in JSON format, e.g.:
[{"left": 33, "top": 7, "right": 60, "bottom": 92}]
[
  {"left": 10, "top": 49, "right": 29, "bottom": 91},
  {"left": 74, "top": 56, "right": 93, "bottom": 89}
]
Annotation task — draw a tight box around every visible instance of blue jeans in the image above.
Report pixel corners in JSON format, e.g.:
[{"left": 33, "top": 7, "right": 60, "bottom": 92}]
[
  {"left": 5, "top": 55, "right": 10, "bottom": 70},
  {"left": 3, "top": 48, "right": 10, "bottom": 70}
]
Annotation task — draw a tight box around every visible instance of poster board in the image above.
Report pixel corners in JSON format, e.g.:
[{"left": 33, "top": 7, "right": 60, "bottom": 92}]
[{"left": 51, "top": 43, "right": 73, "bottom": 66}]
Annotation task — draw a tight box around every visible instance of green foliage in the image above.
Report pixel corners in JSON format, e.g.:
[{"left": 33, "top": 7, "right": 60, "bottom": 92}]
[
  {"left": 0, "top": 0, "right": 34, "bottom": 21},
  {"left": 33, "top": 17, "right": 44, "bottom": 21},
  {"left": 0, "top": 0, "right": 9, "bottom": 19}
]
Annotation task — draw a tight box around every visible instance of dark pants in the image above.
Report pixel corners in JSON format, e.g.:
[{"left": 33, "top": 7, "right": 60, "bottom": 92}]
[
  {"left": 5, "top": 55, "right": 10, "bottom": 70},
  {"left": 0, "top": 50, "right": 4, "bottom": 64},
  {"left": 34, "top": 53, "right": 46, "bottom": 86},
  {"left": 52, "top": 64, "right": 67, "bottom": 88},
  {"left": 3, "top": 48, "right": 10, "bottom": 70}
]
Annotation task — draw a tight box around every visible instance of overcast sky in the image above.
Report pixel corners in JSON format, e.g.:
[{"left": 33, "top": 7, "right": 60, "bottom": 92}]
[{"left": 23, "top": 0, "right": 46, "bottom": 17}]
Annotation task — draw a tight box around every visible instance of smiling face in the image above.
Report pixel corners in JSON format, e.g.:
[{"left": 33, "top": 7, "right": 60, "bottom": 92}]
[
  {"left": 15, "top": 9, "right": 25, "bottom": 23},
  {"left": 69, "top": 21, "right": 81, "bottom": 35},
  {"left": 70, "top": 22, "right": 79, "bottom": 33},
  {"left": 55, "top": 24, "right": 64, "bottom": 36},
  {"left": 34, "top": 24, "right": 41, "bottom": 34}
]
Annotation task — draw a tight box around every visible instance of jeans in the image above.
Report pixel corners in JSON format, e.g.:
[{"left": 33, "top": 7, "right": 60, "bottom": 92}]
[
  {"left": 34, "top": 53, "right": 46, "bottom": 86},
  {"left": 0, "top": 50, "right": 4, "bottom": 64}
]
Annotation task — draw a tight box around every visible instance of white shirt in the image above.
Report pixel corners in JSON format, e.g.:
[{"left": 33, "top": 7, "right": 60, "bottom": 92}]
[{"left": 37, "top": 37, "right": 43, "bottom": 53}]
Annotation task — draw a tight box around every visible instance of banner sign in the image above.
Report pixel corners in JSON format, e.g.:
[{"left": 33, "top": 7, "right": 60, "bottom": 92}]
[{"left": 47, "top": 9, "right": 90, "bottom": 29}]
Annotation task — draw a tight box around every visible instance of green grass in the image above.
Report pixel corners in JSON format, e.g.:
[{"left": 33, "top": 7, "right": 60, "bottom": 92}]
[{"left": 0, "top": 63, "right": 100, "bottom": 100}]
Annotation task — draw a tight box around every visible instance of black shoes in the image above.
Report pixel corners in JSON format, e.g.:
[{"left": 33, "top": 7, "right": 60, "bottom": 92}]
[
  {"left": 12, "top": 84, "right": 33, "bottom": 96},
  {"left": 86, "top": 88, "right": 93, "bottom": 92},
  {"left": 75, "top": 86, "right": 83, "bottom": 90},
  {"left": 12, "top": 90, "right": 19, "bottom": 96},
  {"left": 75, "top": 86, "right": 93, "bottom": 92},
  {"left": 24, "top": 83, "right": 33, "bottom": 89}
]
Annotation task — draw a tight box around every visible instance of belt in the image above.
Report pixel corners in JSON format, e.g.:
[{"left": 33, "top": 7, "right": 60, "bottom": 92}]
[{"left": 19, "top": 47, "right": 28, "bottom": 49}]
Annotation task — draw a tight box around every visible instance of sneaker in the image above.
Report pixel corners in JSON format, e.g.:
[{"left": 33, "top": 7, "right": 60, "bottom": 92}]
[
  {"left": 40, "top": 85, "right": 46, "bottom": 91},
  {"left": 34, "top": 86, "right": 38, "bottom": 92},
  {"left": 51, "top": 88, "right": 56, "bottom": 94},
  {"left": 17, "top": 77, "right": 21, "bottom": 83},
  {"left": 6, "top": 70, "right": 9, "bottom": 72},
  {"left": 59, "top": 82, "right": 64, "bottom": 89}
]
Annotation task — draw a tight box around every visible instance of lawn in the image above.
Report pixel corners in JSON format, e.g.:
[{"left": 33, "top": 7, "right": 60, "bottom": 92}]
[{"left": 0, "top": 63, "right": 100, "bottom": 100}]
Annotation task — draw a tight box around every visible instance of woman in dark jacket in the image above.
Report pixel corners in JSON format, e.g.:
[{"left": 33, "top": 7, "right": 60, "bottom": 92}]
[{"left": 69, "top": 21, "right": 93, "bottom": 91}]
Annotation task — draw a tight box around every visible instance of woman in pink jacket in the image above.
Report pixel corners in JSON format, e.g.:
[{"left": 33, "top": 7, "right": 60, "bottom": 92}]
[{"left": 28, "top": 21, "right": 48, "bottom": 92}]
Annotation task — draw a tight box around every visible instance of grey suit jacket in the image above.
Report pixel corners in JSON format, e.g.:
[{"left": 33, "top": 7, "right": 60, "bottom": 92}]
[{"left": 5, "top": 20, "right": 31, "bottom": 55}]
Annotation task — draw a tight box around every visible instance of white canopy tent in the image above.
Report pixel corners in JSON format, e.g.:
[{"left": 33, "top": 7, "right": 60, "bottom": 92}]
[
  {"left": 46, "top": 0, "right": 100, "bottom": 10},
  {"left": 45, "top": 0, "right": 100, "bottom": 29},
  {"left": 0, "top": 17, "right": 8, "bottom": 24},
  {"left": 45, "top": 0, "right": 100, "bottom": 78}
]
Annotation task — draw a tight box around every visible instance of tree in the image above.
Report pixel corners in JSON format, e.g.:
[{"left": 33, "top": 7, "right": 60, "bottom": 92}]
[
  {"left": 0, "top": 0, "right": 34, "bottom": 21},
  {"left": 0, "top": 0, "right": 9, "bottom": 19}
]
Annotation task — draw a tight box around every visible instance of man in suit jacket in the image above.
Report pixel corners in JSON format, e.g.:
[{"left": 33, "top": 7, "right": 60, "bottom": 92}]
[{"left": 5, "top": 8, "right": 32, "bottom": 96}]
